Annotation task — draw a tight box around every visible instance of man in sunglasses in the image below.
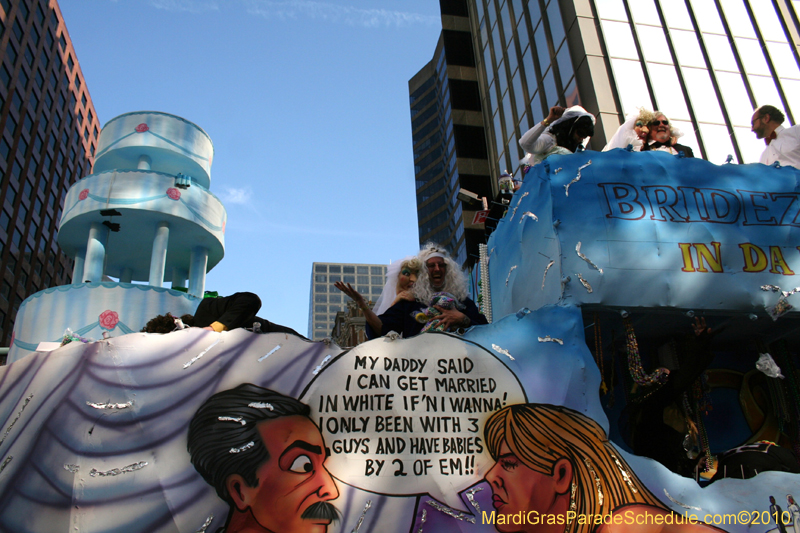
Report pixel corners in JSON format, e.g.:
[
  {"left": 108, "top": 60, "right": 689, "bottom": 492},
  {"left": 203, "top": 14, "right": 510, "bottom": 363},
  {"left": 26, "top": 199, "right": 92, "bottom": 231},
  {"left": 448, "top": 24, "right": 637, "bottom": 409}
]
[
  {"left": 640, "top": 112, "right": 694, "bottom": 158},
  {"left": 751, "top": 105, "right": 800, "bottom": 169}
]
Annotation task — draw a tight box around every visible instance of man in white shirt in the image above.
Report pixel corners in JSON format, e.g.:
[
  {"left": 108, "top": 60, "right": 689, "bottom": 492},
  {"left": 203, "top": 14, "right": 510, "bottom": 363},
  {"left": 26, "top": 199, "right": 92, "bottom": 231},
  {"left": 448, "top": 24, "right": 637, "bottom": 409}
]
[{"left": 751, "top": 105, "right": 800, "bottom": 168}]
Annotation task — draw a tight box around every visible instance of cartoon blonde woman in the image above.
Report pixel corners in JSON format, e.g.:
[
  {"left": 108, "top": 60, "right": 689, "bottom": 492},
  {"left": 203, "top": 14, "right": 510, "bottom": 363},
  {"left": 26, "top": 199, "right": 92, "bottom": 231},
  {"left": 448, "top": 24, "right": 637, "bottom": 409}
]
[
  {"left": 484, "top": 404, "right": 721, "bottom": 533},
  {"left": 787, "top": 495, "right": 800, "bottom": 533}
]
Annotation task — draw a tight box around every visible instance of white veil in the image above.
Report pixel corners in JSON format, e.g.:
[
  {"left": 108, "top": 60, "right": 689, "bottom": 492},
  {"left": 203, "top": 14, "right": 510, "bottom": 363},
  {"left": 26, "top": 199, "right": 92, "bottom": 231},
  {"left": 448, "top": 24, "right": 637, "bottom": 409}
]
[
  {"left": 372, "top": 255, "right": 416, "bottom": 316},
  {"left": 603, "top": 114, "right": 640, "bottom": 152}
]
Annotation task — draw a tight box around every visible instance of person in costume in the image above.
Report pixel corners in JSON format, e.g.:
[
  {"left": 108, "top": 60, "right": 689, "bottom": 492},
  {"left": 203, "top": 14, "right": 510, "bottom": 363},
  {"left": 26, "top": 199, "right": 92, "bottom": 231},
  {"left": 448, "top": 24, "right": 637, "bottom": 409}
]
[
  {"left": 640, "top": 112, "right": 694, "bottom": 157},
  {"left": 788, "top": 495, "right": 800, "bottom": 533},
  {"left": 484, "top": 403, "right": 721, "bottom": 533},
  {"left": 603, "top": 108, "right": 657, "bottom": 152},
  {"left": 334, "top": 256, "right": 421, "bottom": 338},
  {"left": 142, "top": 292, "right": 304, "bottom": 337},
  {"left": 770, "top": 496, "right": 789, "bottom": 533},
  {"left": 751, "top": 105, "right": 800, "bottom": 168},
  {"left": 519, "top": 105, "right": 595, "bottom": 167},
  {"left": 188, "top": 384, "right": 340, "bottom": 533},
  {"left": 377, "top": 243, "right": 487, "bottom": 338}
]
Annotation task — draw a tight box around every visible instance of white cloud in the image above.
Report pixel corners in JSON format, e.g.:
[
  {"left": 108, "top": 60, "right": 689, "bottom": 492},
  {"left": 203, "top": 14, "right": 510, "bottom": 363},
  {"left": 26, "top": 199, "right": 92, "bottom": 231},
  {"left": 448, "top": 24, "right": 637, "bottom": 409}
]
[
  {"left": 218, "top": 187, "right": 252, "bottom": 204},
  {"left": 244, "top": 0, "right": 438, "bottom": 28},
  {"left": 149, "top": 0, "right": 219, "bottom": 13}
]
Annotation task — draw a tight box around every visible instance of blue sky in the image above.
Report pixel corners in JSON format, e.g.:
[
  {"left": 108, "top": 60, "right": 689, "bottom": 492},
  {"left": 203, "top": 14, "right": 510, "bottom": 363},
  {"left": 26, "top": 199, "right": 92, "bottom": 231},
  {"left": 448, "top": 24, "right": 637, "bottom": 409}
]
[{"left": 58, "top": 0, "right": 443, "bottom": 334}]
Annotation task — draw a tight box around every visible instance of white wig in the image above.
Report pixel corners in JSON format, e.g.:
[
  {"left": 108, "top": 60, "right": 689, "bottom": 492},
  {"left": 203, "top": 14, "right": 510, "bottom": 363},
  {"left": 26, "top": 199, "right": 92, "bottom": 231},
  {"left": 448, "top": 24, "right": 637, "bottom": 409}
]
[
  {"left": 373, "top": 255, "right": 421, "bottom": 316},
  {"left": 413, "top": 242, "right": 469, "bottom": 304}
]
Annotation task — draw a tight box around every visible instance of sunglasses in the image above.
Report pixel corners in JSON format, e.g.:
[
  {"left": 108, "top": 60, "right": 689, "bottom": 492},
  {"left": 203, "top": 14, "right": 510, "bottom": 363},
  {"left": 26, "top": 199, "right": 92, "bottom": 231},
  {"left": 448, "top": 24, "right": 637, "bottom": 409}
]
[{"left": 649, "top": 120, "right": 670, "bottom": 126}]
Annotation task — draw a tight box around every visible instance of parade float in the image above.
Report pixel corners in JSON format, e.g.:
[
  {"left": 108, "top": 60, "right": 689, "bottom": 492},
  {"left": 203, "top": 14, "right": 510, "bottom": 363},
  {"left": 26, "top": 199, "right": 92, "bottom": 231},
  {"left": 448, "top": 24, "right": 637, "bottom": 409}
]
[{"left": 0, "top": 113, "right": 797, "bottom": 532}]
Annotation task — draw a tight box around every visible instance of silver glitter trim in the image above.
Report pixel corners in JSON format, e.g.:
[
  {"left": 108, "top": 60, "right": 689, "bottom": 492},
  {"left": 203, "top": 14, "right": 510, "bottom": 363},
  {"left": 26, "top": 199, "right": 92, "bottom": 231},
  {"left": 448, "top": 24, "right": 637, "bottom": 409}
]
[
  {"left": 492, "top": 344, "right": 515, "bottom": 361},
  {"left": 183, "top": 337, "right": 222, "bottom": 369},
  {"left": 229, "top": 442, "right": 255, "bottom": 454},
  {"left": 417, "top": 509, "right": 427, "bottom": 533},
  {"left": 218, "top": 416, "right": 246, "bottom": 425},
  {"left": 505, "top": 265, "right": 517, "bottom": 286},
  {"left": 465, "top": 487, "right": 483, "bottom": 512},
  {"left": 554, "top": 167, "right": 562, "bottom": 174},
  {"left": 64, "top": 464, "right": 80, "bottom": 473},
  {"left": 576, "top": 273, "right": 593, "bottom": 293},
  {"left": 0, "top": 394, "right": 33, "bottom": 446},
  {"left": 542, "top": 260, "right": 555, "bottom": 290},
  {"left": 86, "top": 401, "right": 133, "bottom": 410},
  {"left": 507, "top": 192, "right": 529, "bottom": 223},
  {"left": 350, "top": 499, "right": 372, "bottom": 533},
  {"left": 313, "top": 354, "right": 333, "bottom": 375},
  {"left": 761, "top": 285, "right": 781, "bottom": 292},
  {"left": 610, "top": 453, "right": 637, "bottom": 493},
  {"left": 89, "top": 461, "right": 148, "bottom": 477},
  {"left": 538, "top": 336, "right": 564, "bottom": 345},
  {"left": 195, "top": 515, "right": 214, "bottom": 533},
  {"left": 520, "top": 211, "right": 538, "bottom": 223},
  {"left": 248, "top": 402, "right": 274, "bottom": 410},
  {"left": 425, "top": 500, "right": 475, "bottom": 523},
  {"left": 576, "top": 242, "right": 603, "bottom": 274},
  {"left": 663, "top": 489, "right": 701, "bottom": 510},
  {"left": 782, "top": 287, "right": 800, "bottom": 297},
  {"left": 564, "top": 160, "right": 592, "bottom": 196},
  {"left": 583, "top": 458, "right": 603, "bottom": 507},
  {"left": 508, "top": 205, "right": 519, "bottom": 222},
  {"left": 0, "top": 456, "right": 11, "bottom": 474},
  {"left": 258, "top": 344, "right": 282, "bottom": 362}
]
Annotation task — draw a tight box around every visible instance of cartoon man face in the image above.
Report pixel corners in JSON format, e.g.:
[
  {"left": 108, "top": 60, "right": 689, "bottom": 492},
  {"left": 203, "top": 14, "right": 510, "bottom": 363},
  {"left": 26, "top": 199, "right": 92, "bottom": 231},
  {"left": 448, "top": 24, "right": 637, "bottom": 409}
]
[
  {"left": 187, "top": 384, "right": 340, "bottom": 533},
  {"left": 226, "top": 415, "right": 339, "bottom": 533}
]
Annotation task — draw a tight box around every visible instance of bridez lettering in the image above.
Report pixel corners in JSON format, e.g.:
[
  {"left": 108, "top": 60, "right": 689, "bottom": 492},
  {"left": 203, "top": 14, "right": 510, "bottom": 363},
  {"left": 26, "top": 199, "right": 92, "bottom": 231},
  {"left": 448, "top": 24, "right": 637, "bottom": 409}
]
[{"left": 598, "top": 183, "right": 800, "bottom": 226}]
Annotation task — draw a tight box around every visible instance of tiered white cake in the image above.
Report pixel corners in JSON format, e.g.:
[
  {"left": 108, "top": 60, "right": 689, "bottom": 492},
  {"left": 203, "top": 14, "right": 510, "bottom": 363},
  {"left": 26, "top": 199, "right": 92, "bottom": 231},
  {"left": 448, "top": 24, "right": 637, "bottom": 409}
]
[{"left": 8, "top": 112, "right": 227, "bottom": 362}]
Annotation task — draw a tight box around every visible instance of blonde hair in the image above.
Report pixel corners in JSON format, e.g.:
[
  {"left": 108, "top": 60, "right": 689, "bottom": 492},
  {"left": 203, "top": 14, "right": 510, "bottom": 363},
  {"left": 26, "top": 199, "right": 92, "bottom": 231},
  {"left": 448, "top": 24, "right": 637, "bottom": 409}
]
[
  {"left": 636, "top": 108, "right": 657, "bottom": 125},
  {"left": 485, "top": 404, "right": 665, "bottom": 533}
]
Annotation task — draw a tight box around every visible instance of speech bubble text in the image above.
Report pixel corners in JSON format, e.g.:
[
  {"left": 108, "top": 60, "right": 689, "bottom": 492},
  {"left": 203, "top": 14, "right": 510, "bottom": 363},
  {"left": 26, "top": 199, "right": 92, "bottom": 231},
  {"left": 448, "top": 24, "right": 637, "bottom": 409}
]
[{"left": 301, "top": 333, "right": 526, "bottom": 511}]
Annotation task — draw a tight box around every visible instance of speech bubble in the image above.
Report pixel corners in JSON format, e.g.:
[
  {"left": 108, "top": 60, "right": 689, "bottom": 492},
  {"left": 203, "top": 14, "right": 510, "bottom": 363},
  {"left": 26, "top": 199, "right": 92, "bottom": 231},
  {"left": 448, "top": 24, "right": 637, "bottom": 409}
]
[{"left": 300, "top": 332, "right": 527, "bottom": 512}]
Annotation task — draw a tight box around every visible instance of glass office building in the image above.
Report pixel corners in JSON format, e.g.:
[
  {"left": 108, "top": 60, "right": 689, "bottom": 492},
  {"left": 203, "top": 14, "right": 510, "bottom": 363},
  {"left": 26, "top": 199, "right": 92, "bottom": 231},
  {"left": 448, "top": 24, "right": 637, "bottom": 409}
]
[
  {"left": 409, "top": 1, "right": 492, "bottom": 268},
  {"left": 308, "top": 262, "right": 387, "bottom": 340},
  {"left": 0, "top": 0, "right": 100, "bottom": 345},
  {"left": 468, "top": 0, "right": 800, "bottom": 174}
]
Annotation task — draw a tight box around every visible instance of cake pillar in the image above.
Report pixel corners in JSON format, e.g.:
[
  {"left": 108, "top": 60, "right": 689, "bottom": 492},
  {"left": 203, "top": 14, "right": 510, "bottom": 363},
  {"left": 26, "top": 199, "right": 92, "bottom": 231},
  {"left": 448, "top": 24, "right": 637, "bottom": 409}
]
[
  {"left": 148, "top": 222, "right": 170, "bottom": 287},
  {"left": 171, "top": 267, "right": 187, "bottom": 289},
  {"left": 188, "top": 247, "right": 208, "bottom": 298},
  {"left": 120, "top": 268, "right": 133, "bottom": 283},
  {"left": 138, "top": 155, "right": 152, "bottom": 170},
  {"left": 72, "top": 249, "right": 85, "bottom": 284},
  {"left": 84, "top": 222, "right": 109, "bottom": 282}
]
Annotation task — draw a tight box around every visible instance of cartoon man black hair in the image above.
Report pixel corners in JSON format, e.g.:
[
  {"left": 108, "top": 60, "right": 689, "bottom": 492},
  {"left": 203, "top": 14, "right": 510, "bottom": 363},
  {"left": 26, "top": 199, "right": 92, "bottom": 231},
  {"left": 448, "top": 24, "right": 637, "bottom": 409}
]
[{"left": 188, "top": 384, "right": 339, "bottom": 533}]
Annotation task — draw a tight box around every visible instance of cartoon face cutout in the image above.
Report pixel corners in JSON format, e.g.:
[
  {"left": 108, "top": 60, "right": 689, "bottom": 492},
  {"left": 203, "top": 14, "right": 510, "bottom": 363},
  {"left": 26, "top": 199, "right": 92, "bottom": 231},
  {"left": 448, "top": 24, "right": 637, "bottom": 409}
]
[{"left": 227, "top": 415, "right": 339, "bottom": 533}]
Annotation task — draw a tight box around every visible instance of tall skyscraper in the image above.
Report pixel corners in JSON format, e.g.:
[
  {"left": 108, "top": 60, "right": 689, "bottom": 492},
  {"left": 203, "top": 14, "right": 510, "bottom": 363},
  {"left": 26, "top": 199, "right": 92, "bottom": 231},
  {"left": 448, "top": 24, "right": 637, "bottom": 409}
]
[
  {"left": 0, "top": 0, "right": 100, "bottom": 345},
  {"left": 409, "top": 1, "right": 493, "bottom": 268},
  {"left": 308, "top": 262, "right": 387, "bottom": 340},
  {"left": 467, "top": 0, "right": 800, "bottom": 174}
]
